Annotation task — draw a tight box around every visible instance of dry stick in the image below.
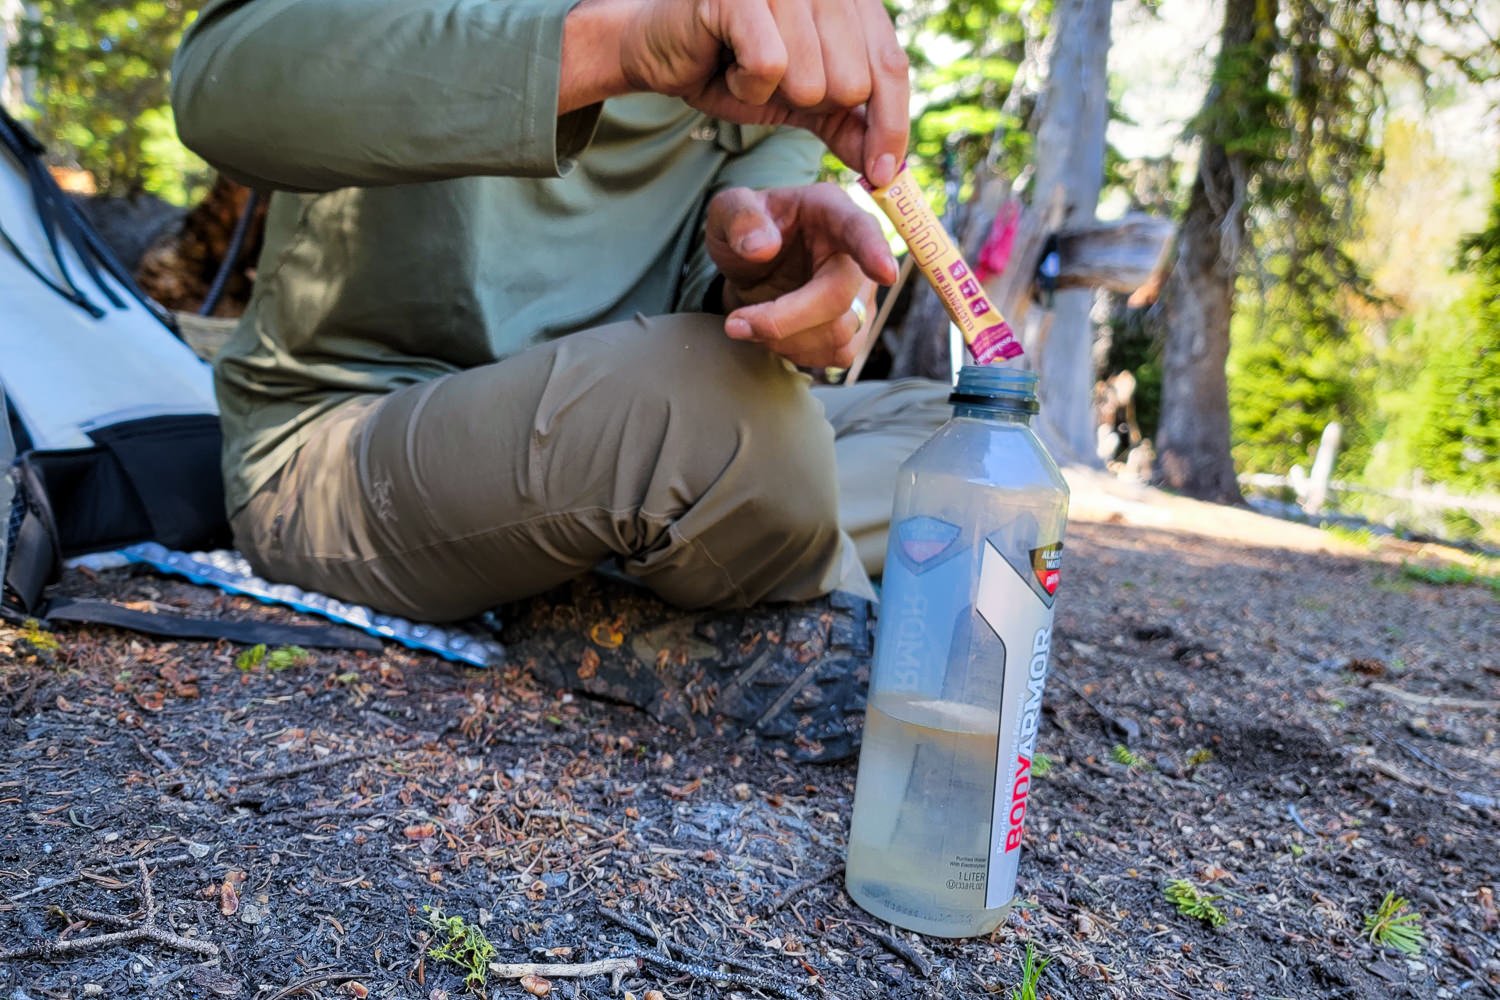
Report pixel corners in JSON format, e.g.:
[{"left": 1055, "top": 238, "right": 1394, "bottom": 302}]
[
  {"left": 489, "top": 957, "right": 640, "bottom": 980},
  {"left": 599, "top": 908, "right": 805, "bottom": 992},
  {"left": 263, "top": 970, "right": 380, "bottom": 1000},
  {"left": 8, "top": 852, "right": 194, "bottom": 902},
  {"left": 861, "top": 925, "right": 933, "bottom": 979},
  {"left": 635, "top": 950, "right": 809, "bottom": 1000},
  {"left": 765, "top": 863, "right": 843, "bottom": 916},
  {"left": 1370, "top": 683, "right": 1500, "bottom": 712},
  {"left": 597, "top": 907, "right": 670, "bottom": 957},
  {"left": 0, "top": 860, "right": 219, "bottom": 960},
  {"left": 845, "top": 254, "right": 915, "bottom": 385},
  {"left": 235, "top": 749, "right": 381, "bottom": 785}
]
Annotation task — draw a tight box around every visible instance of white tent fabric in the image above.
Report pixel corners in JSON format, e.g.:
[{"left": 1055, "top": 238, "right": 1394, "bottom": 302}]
[{"left": 0, "top": 130, "right": 215, "bottom": 451}]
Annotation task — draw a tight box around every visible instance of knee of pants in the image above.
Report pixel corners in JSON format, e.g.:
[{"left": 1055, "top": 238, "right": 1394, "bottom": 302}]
[{"left": 607, "top": 315, "right": 844, "bottom": 598}]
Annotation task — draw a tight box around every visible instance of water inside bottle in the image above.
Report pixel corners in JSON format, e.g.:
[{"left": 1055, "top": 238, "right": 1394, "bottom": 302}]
[{"left": 844, "top": 693, "right": 1012, "bottom": 938}]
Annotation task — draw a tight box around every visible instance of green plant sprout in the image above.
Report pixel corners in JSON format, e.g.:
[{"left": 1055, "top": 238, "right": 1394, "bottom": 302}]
[
  {"left": 1010, "top": 942, "right": 1052, "bottom": 1000},
  {"left": 1363, "top": 892, "right": 1425, "bottom": 956},
  {"left": 424, "top": 906, "right": 495, "bottom": 991},
  {"left": 235, "top": 644, "right": 313, "bottom": 672},
  {"left": 1110, "top": 744, "right": 1145, "bottom": 769},
  {"left": 1165, "top": 879, "right": 1227, "bottom": 927},
  {"left": 1185, "top": 748, "right": 1214, "bottom": 768},
  {"left": 1029, "top": 752, "right": 1053, "bottom": 778},
  {"left": 18, "top": 619, "right": 61, "bottom": 656}
]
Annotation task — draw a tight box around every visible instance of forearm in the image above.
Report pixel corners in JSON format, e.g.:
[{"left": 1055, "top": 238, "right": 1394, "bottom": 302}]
[
  {"left": 558, "top": 0, "right": 639, "bottom": 114},
  {"left": 173, "top": 0, "right": 604, "bottom": 192}
]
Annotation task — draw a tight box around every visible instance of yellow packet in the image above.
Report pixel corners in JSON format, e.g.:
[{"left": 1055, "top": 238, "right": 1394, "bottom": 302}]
[{"left": 863, "top": 162, "right": 1023, "bottom": 365}]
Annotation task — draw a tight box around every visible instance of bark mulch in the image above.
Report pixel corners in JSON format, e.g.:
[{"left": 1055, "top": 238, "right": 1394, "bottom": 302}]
[{"left": 1, "top": 518, "right": 1495, "bottom": 1000}]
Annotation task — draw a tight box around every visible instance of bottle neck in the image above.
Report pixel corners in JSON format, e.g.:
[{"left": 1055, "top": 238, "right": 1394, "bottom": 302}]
[{"left": 952, "top": 401, "right": 1035, "bottom": 425}]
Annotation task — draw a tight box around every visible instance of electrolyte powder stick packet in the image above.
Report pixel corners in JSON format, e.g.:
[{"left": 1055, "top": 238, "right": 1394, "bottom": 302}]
[{"left": 863, "top": 162, "right": 1023, "bottom": 365}]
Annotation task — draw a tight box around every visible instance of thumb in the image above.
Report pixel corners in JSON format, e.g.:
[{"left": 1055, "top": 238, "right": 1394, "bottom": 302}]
[{"left": 707, "top": 187, "right": 783, "bottom": 263}]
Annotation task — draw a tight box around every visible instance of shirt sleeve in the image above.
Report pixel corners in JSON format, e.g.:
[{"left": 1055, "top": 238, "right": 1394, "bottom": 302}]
[
  {"left": 172, "top": 0, "right": 602, "bottom": 192},
  {"left": 674, "top": 124, "right": 826, "bottom": 314}
]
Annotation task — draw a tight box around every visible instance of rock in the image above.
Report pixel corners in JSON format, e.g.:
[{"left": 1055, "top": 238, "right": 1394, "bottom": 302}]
[{"left": 239, "top": 902, "right": 267, "bottom": 925}]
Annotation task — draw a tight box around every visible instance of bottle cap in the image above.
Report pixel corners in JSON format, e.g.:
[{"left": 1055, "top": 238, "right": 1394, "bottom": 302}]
[{"left": 949, "top": 365, "right": 1039, "bottom": 413}]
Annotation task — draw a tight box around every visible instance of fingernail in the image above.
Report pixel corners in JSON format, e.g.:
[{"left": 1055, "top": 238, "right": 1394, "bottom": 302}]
[
  {"left": 871, "top": 154, "right": 897, "bottom": 188},
  {"left": 725, "top": 316, "right": 752, "bottom": 339},
  {"left": 738, "top": 231, "right": 771, "bottom": 256}
]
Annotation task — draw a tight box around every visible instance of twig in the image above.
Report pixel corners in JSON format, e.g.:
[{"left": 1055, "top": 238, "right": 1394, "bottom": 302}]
[
  {"left": 8, "top": 852, "right": 194, "bottom": 902},
  {"left": 1361, "top": 756, "right": 1497, "bottom": 812},
  {"left": 1051, "top": 668, "right": 1139, "bottom": 742},
  {"left": 600, "top": 907, "right": 803, "bottom": 989},
  {"left": 258, "top": 807, "right": 384, "bottom": 826},
  {"left": 1391, "top": 738, "right": 1463, "bottom": 781},
  {"left": 489, "top": 957, "right": 640, "bottom": 980},
  {"left": 263, "top": 970, "right": 379, "bottom": 1000},
  {"left": 0, "top": 860, "right": 219, "bottom": 960},
  {"left": 766, "top": 864, "right": 843, "bottom": 916},
  {"left": 598, "top": 906, "right": 671, "bottom": 958},
  {"left": 861, "top": 925, "right": 933, "bottom": 978},
  {"left": 1286, "top": 802, "right": 1315, "bottom": 836},
  {"left": 635, "top": 950, "right": 809, "bottom": 1000},
  {"left": 1370, "top": 683, "right": 1499, "bottom": 711},
  {"left": 234, "top": 750, "right": 381, "bottom": 785},
  {"left": 6, "top": 672, "right": 42, "bottom": 717}
]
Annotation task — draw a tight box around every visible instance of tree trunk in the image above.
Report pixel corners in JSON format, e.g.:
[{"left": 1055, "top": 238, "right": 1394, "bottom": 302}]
[
  {"left": 1017, "top": 0, "right": 1113, "bottom": 465},
  {"left": 1151, "top": 0, "right": 1272, "bottom": 503}
]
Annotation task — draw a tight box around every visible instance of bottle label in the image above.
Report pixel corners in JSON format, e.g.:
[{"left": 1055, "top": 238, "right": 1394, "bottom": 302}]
[
  {"left": 975, "top": 537, "right": 1060, "bottom": 910},
  {"left": 880, "top": 515, "right": 970, "bottom": 694}
]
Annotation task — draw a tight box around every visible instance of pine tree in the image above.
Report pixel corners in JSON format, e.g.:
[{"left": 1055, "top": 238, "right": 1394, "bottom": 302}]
[
  {"left": 1412, "top": 167, "right": 1500, "bottom": 494},
  {"left": 1152, "top": 0, "right": 1497, "bottom": 501}
]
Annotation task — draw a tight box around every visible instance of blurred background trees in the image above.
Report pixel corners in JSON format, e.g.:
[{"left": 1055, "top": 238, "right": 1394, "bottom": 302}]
[
  {"left": 4, "top": 0, "right": 206, "bottom": 202},
  {"left": 2, "top": 0, "right": 1496, "bottom": 541}
]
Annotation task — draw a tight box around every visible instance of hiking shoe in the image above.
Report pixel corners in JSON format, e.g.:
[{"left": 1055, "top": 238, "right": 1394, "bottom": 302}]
[{"left": 498, "top": 574, "right": 874, "bottom": 762}]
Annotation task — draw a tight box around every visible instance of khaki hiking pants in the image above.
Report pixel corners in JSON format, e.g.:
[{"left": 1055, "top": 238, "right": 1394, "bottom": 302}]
[{"left": 231, "top": 313, "right": 951, "bottom": 622}]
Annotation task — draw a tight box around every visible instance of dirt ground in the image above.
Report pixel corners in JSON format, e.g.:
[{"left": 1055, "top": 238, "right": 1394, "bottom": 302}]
[{"left": 1, "top": 492, "right": 1496, "bottom": 1000}]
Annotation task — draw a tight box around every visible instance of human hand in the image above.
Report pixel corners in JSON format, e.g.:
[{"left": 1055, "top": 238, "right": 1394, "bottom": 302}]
[
  {"left": 610, "top": 0, "right": 910, "bottom": 186},
  {"left": 707, "top": 183, "right": 896, "bottom": 369}
]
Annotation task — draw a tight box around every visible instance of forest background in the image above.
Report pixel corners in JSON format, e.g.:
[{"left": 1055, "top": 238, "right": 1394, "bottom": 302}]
[{"left": 1, "top": 0, "right": 1496, "bottom": 544}]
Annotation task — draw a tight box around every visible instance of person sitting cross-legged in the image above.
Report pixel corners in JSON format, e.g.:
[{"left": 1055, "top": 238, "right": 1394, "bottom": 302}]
[{"left": 171, "top": 0, "right": 953, "bottom": 760}]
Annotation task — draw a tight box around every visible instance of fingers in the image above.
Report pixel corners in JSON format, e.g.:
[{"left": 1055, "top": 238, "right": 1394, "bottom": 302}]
[
  {"left": 726, "top": 252, "right": 864, "bottom": 347},
  {"left": 779, "top": 183, "right": 896, "bottom": 284},
  {"left": 815, "top": 0, "right": 872, "bottom": 109},
  {"left": 717, "top": 0, "right": 788, "bottom": 106},
  {"left": 705, "top": 187, "right": 783, "bottom": 269},
  {"left": 771, "top": 0, "right": 827, "bottom": 107},
  {"left": 858, "top": 0, "right": 909, "bottom": 185}
]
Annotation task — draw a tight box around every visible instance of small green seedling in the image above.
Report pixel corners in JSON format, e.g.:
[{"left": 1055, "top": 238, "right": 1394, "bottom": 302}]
[
  {"left": 235, "top": 644, "right": 313, "bottom": 672},
  {"left": 16, "top": 619, "right": 61, "bottom": 659},
  {"left": 1010, "top": 942, "right": 1052, "bottom": 1000},
  {"left": 1185, "top": 748, "right": 1213, "bottom": 769},
  {"left": 1110, "top": 744, "right": 1145, "bottom": 769},
  {"left": 424, "top": 906, "right": 495, "bottom": 991},
  {"left": 1165, "top": 879, "right": 1227, "bottom": 927},
  {"left": 1363, "top": 891, "right": 1425, "bottom": 956},
  {"left": 1029, "top": 753, "right": 1053, "bottom": 778}
]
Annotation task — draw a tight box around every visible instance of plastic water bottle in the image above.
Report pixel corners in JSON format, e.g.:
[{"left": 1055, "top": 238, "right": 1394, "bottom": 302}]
[{"left": 845, "top": 366, "right": 1069, "bottom": 938}]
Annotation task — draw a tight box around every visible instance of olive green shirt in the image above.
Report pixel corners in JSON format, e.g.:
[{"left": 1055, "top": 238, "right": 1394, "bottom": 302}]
[{"left": 172, "top": 0, "right": 823, "bottom": 515}]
